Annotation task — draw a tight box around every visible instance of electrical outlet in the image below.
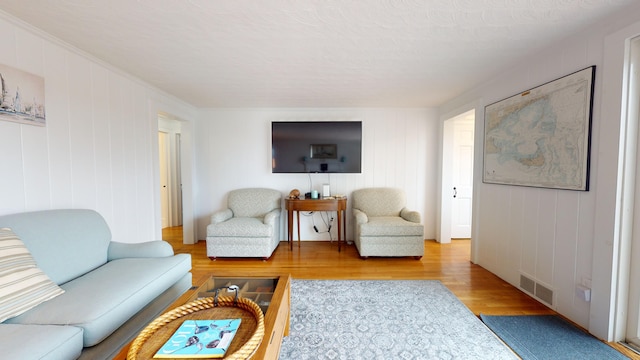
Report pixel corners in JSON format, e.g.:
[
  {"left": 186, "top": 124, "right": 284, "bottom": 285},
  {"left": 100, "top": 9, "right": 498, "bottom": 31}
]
[{"left": 576, "top": 285, "right": 591, "bottom": 302}]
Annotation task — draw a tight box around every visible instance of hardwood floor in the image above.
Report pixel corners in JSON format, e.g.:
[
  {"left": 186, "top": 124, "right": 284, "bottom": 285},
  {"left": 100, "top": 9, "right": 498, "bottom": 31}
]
[{"left": 163, "top": 226, "right": 637, "bottom": 358}]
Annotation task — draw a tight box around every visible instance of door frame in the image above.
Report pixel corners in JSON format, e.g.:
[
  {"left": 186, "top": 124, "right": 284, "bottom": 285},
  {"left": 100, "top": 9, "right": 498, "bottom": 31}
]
[
  {"left": 603, "top": 20, "right": 640, "bottom": 342},
  {"left": 438, "top": 101, "right": 482, "bottom": 262},
  {"left": 158, "top": 118, "right": 183, "bottom": 228},
  {"left": 436, "top": 98, "right": 484, "bottom": 263},
  {"left": 150, "top": 100, "right": 197, "bottom": 245},
  {"left": 621, "top": 35, "right": 640, "bottom": 347}
]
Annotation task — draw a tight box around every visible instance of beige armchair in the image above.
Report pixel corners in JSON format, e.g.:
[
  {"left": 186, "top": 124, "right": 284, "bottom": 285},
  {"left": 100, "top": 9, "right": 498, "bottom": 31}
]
[
  {"left": 206, "top": 188, "right": 282, "bottom": 260},
  {"left": 352, "top": 187, "right": 424, "bottom": 259}
]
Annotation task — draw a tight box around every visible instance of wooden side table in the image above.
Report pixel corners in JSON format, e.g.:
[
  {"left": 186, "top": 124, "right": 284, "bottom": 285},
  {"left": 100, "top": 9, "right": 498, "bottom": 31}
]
[{"left": 284, "top": 197, "right": 347, "bottom": 251}]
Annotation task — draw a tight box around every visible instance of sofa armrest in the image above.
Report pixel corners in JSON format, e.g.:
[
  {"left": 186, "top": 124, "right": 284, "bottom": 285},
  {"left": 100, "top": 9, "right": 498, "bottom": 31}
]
[
  {"left": 353, "top": 208, "right": 368, "bottom": 224},
  {"left": 210, "top": 209, "right": 233, "bottom": 224},
  {"left": 263, "top": 209, "right": 281, "bottom": 225},
  {"left": 107, "top": 240, "right": 175, "bottom": 261},
  {"left": 401, "top": 208, "right": 421, "bottom": 223}
]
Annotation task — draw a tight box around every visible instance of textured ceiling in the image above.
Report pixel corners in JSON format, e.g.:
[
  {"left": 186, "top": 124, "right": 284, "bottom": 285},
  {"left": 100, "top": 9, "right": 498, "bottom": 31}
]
[{"left": 0, "top": 1, "right": 636, "bottom": 107}]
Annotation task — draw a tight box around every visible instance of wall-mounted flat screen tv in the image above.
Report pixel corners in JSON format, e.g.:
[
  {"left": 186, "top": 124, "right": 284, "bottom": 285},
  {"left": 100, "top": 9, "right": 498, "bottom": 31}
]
[{"left": 272, "top": 121, "right": 362, "bottom": 173}]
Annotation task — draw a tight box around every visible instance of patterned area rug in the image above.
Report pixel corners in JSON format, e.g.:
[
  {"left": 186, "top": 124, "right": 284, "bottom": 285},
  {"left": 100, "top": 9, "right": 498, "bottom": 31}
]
[{"left": 278, "top": 280, "right": 517, "bottom": 360}]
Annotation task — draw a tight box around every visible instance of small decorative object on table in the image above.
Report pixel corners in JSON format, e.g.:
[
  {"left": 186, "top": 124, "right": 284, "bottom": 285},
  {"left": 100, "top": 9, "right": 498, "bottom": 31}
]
[
  {"left": 154, "top": 319, "right": 241, "bottom": 358},
  {"left": 288, "top": 189, "right": 300, "bottom": 199}
]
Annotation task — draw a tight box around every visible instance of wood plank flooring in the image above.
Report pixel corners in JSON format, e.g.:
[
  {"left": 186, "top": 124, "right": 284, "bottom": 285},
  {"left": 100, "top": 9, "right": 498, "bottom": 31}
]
[{"left": 163, "top": 226, "right": 637, "bottom": 358}]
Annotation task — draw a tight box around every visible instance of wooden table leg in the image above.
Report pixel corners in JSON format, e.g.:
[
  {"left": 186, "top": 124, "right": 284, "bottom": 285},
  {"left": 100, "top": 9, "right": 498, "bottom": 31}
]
[
  {"left": 287, "top": 209, "right": 293, "bottom": 250},
  {"left": 343, "top": 207, "right": 347, "bottom": 246},
  {"left": 296, "top": 211, "right": 301, "bottom": 248},
  {"left": 337, "top": 209, "right": 342, "bottom": 252}
]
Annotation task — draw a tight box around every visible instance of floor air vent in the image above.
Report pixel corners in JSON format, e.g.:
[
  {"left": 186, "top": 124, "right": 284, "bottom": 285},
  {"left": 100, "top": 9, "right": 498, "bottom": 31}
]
[
  {"left": 520, "top": 275, "right": 535, "bottom": 293},
  {"left": 535, "top": 283, "right": 554, "bottom": 305},
  {"left": 520, "top": 274, "right": 553, "bottom": 306}
]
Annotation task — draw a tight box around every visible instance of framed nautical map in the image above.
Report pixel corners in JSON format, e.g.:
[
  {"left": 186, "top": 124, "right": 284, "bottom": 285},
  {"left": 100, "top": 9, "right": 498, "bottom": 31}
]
[
  {"left": 483, "top": 66, "right": 595, "bottom": 191},
  {"left": 0, "top": 63, "right": 46, "bottom": 126}
]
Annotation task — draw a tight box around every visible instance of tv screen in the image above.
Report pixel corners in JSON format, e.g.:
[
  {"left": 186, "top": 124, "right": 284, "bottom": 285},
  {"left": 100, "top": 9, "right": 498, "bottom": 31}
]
[{"left": 272, "top": 121, "right": 362, "bottom": 173}]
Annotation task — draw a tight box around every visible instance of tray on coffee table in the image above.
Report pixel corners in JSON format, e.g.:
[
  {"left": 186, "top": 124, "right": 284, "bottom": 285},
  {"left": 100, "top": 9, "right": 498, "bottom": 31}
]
[{"left": 127, "top": 293, "right": 264, "bottom": 359}]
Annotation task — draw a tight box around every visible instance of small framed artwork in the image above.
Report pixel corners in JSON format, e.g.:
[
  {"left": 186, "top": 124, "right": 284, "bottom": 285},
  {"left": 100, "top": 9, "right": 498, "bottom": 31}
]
[
  {"left": 0, "top": 63, "right": 46, "bottom": 126},
  {"left": 310, "top": 144, "right": 337, "bottom": 159}
]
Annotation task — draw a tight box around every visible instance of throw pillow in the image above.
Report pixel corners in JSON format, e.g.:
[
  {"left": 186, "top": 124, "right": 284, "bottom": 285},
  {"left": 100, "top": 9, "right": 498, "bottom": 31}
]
[{"left": 0, "top": 228, "right": 65, "bottom": 323}]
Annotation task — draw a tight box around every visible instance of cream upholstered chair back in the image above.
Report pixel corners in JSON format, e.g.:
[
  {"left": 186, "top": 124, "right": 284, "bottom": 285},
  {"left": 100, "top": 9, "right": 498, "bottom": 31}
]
[
  {"left": 227, "top": 188, "right": 281, "bottom": 218},
  {"left": 352, "top": 187, "right": 406, "bottom": 216}
]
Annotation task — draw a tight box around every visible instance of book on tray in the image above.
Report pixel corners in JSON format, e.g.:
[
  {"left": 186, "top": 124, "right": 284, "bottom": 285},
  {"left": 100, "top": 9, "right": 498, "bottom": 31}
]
[{"left": 153, "top": 318, "right": 242, "bottom": 358}]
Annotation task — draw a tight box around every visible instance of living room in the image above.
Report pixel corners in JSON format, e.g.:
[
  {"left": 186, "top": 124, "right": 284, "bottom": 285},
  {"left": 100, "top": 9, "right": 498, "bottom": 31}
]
[{"left": 2, "top": 1, "right": 640, "bottom": 357}]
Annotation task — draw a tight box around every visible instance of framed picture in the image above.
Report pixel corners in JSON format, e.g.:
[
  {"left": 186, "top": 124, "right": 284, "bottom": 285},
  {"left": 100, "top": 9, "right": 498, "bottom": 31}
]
[
  {"left": 483, "top": 66, "right": 595, "bottom": 191},
  {"left": 0, "top": 63, "right": 46, "bottom": 126},
  {"left": 310, "top": 144, "right": 337, "bottom": 159}
]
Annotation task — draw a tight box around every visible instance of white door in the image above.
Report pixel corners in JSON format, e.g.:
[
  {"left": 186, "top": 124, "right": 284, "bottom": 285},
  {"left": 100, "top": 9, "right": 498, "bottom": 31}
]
[
  {"left": 158, "top": 131, "right": 170, "bottom": 228},
  {"left": 155, "top": 110, "right": 194, "bottom": 244},
  {"left": 175, "top": 133, "right": 183, "bottom": 225},
  {"left": 451, "top": 118, "right": 474, "bottom": 238},
  {"left": 440, "top": 109, "right": 475, "bottom": 243}
]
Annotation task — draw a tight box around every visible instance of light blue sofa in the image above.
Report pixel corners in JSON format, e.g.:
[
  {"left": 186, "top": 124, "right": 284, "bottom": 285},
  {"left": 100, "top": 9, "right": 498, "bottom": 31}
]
[{"left": 0, "top": 209, "right": 192, "bottom": 360}]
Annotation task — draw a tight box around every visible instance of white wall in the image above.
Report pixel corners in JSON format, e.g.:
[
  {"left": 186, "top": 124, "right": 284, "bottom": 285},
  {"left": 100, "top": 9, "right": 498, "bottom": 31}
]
[
  {"left": 0, "top": 13, "right": 197, "bottom": 243},
  {"left": 439, "top": 3, "right": 640, "bottom": 340},
  {"left": 8, "top": 2, "right": 638, "bottom": 341},
  {"left": 195, "top": 108, "right": 438, "bottom": 242}
]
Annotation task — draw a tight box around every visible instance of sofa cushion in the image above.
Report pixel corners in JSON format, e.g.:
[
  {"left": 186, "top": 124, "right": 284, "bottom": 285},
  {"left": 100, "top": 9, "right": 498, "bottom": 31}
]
[
  {"left": 0, "top": 324, "right": 83, "bottom": 360},
  {"left": 207, "top": 217, "right": 274, "bottom": 237},
  {"left": 5, "top": 253, "right": 191, "bottom": 347},
  {"left": 0, "top": 228, "right": 65, "bottom": 323},
  {"left": 359, "top": 217, "right": 424, "bottom": 236}
]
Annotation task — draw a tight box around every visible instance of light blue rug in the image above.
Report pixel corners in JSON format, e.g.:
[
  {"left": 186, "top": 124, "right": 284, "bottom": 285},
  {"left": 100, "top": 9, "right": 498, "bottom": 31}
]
[
  {"left": 278, "top": 280, "right": 517, "bottom": 359},
  {"left": 480, "top": 314, "right": 629, "bottom": 360}
]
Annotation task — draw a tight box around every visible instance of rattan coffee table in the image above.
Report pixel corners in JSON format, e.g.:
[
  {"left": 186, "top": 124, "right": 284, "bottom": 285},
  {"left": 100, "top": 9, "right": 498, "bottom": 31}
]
[{"left": 123, "top": 274, "right": 291, "bottom": 360}]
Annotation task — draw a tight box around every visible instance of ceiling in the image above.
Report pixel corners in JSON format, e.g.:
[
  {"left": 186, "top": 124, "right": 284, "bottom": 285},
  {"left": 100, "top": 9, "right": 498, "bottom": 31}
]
[{"left": 0, "top": 1, "right": 636, "bottom": 108}]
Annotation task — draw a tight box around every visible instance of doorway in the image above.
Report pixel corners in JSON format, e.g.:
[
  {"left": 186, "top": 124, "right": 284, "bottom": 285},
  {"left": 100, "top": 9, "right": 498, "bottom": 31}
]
[
  {"left": 440, "top": 109, "right": 475, "bottom": 243},
  {"left": 158, "top": 116, "right": 183, "bottom": 230}
]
